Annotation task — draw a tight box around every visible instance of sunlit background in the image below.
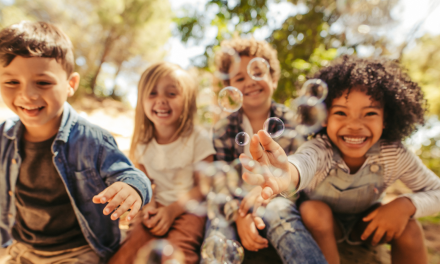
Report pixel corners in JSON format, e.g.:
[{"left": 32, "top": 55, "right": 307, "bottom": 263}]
[{"left": 0, "top": 0, "right": 440, "bottom": 262}]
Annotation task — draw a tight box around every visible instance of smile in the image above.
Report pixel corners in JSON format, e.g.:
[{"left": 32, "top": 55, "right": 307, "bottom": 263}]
[
  {"left": 244, "top": 89, "right": 263, "bottom": 96},
  {"left": 342, "top": 136, "right": 367, "bottom": 145},
  {"left": 154, "top": 110, "right": 171, "bottom": 117},
  {"left": 18, "top": 105, "right": 45, "bottom": 116}
]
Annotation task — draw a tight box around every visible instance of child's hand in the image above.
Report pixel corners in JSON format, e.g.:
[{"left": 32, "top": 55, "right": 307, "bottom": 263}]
[
  {"left": 142, "top": 200, "right": 157, "bottom": 221},
  {"left": 239, "top": 186, "right": 270, "bottom": 226},
  {"left": 361, "top": 197, "right": 416, "bottom": 246},
  {"left": 144, "top": 205, "right": 176, "bottom": 236},
  {"left": 239, "top": 130, "right": 298, "bottom": 200},
  {"left": 236, "top": 213, "right": 268, "bottom": 252},
  {"left": 92, "top": 182, "right": 142, "bottom": 221}
]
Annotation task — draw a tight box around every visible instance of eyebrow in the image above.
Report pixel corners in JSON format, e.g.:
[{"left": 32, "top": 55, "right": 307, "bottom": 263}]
[{"left": 331, "top": 104, "right": 382, "bottom": 109}]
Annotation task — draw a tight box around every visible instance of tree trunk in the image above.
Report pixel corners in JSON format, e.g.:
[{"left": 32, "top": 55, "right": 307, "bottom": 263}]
[
  {"left": 90, "top": 33, "right": 115, "bottom": 94},
  {"left": 110, "top": 61, "right": 123, "bottom": 97}
]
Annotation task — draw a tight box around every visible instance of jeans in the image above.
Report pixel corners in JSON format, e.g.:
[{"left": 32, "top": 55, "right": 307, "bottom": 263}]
[{"left": 203, "top": 197, "right": 327, "bottom": 264}]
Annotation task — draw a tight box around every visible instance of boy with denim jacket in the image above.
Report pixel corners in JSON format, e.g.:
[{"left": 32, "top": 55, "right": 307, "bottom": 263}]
[{"left": 0, "top": 21, "right": 152, "bottom": 263}]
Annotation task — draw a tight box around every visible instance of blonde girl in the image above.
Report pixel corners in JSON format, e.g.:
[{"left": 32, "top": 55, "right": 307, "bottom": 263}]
[{"left": 109, "top": 62, "right": 215, "bottom": 264}]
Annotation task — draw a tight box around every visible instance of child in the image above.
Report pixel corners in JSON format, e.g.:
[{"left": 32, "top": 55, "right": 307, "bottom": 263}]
[
  {"left": 108, "top": 62, "right": 216, "bottom": 264},
  {"left": 0, "top": 21, "right": 152, "bottom": 263},
  {"left": 207, "top": 37, "right": 327, "bottom": 264},
  {"left": 241, "top": 55, "right": 440, "bottom": 264}
]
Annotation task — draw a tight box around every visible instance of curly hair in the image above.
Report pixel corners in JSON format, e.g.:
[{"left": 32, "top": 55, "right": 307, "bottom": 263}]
[
  {"left": 216, "top": 37, "right": 280, "bottom": 85},
  {"left": 313, "top": 55, "right": 427, "bottom": 142}
]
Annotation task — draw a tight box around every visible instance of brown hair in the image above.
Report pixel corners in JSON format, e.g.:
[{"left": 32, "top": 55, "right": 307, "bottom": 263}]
[
  {"left": 129, "top": 62, "right": 198, "bottom": 162},
  {"left": 216, "top": 37, "right": 280, "bottom": 86},
  {"left": 0, "top": 21, "right": 74, "bottom": 77}
]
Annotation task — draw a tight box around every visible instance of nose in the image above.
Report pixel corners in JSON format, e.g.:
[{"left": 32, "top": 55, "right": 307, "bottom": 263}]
[
  {"left": 244, "top": 74, "right": 257, "bottom": 89},
  {"left": 346, "top": 117, "right": 363, "bottom": 130},
  {"left": 155, "top": 93, "right": 167, "bottom": 105},
  {"left": 21, "top": 82, "right": 39, "bottom": 101}
]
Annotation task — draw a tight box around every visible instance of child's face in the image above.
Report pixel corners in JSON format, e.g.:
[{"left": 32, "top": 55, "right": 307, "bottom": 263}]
[
  {"left": 229, "top": 56, "right": 277, "bottom": 110},
  {"left": 324, "top": 88, "right": 384, "bottom": 161},
  {"left": 143, "top": 75, "right": 184, "bottom": 130},
  {"left": 0, "top": 56, "right": 78, "bottom": 137}
]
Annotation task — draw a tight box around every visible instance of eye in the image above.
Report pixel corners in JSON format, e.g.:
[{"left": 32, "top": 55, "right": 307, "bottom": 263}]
[
  {"left": 235, "top": 77, "right": 244, "bottom": 82},
  {"left": 334, "top": 111, "right": 346, "bottom": 116},
  {"left": 149, "top": 91, "right": 157, "bottom": 96},
  {"left": 366, "top": 112, "right": 378, "bottom": 116},
  {"left": 5, "top": 80, "right": 19, "bottom": 85},
  {"left": 36, "top": 81, "right": 53, "bottom": 86}
]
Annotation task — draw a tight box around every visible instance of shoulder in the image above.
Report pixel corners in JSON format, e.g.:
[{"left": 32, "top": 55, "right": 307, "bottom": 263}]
[
  {"left": 68, "top": 115, "right": 116, "bottom": 147},
  {"left": 379, "top": 140, "right": 406, "bottom": 156}
]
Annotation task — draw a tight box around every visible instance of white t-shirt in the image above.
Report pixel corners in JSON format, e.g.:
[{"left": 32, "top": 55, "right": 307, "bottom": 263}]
[{"left": 136, "top": 127, "right": 216, "bottom": 206}]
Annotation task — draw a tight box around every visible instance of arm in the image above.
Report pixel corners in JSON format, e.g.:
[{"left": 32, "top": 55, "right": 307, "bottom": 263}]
[{"left": 92, "top": 134, "right": 152, "bottom": 221}]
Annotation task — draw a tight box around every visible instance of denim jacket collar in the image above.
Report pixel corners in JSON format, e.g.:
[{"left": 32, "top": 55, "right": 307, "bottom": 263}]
[{"left": 2, "top": 103, "right": 76, "bottom": 143}]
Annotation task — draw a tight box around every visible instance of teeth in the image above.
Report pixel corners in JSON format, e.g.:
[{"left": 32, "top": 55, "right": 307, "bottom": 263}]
[
  {"left": 246, "top": 89, "right": 261, "bottom": 96},
  {"left": 155, "top": 110, "right": 170, "bottom": 117},
  {"left": 343, "top": 137, "right": 366, "bottom": 144},
  {"left": 22, "top": 106, "right": 41, "bottom": 110}
]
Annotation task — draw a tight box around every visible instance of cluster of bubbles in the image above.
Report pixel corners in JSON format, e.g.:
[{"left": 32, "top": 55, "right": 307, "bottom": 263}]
[
  {"left": 210, "top": 48, "right": 329, "bottom": 147},
  {"left": 134, "top": 239, "right": 183, "bottom": 264}
]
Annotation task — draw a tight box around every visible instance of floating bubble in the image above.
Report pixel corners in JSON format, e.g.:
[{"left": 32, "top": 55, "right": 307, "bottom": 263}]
[
  {"left": 299, "top": 79, "right": 328, "bottom": 104},
  {"left": 288, "top": 96, "right": 327, "bottom": 135},
  {"left": 336, "top": 0, "right": 398, "bottom": 28},
  {"left": 134, "top": 239, "right": 183, "bottom": 264},
  {"left": 247, "top": 57, "right": 270, "bottom": 81},
  {"left": 201, "top": 234, "right": 227, "bottom": 263},
  {"left": 235, "top": 132, "right": 250, "bottom": 146},
  {"left": 224, "top": 240, "right": 245, "bottom": 264},
  {"left": 218, "top": 86, "right": 243, "bottom": 113},
  {"left": 214, "top": 47, "right": 241, "bottom": 80},
  {"left": 263, "top": 117, "right": 285, "bottom": 138}
]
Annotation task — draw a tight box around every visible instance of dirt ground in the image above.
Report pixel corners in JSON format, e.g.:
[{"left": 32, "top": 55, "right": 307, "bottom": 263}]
[{"left": 0, "top": 97, "right": 440, "bottom": 263}]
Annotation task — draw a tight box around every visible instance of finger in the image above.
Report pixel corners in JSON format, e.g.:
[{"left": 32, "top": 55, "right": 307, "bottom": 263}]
[
  {"left": 103, "top": 189, "right": 130, "bottom": 216},
  {"left": 249, "top": 134, "right": 268, "bottom": 164},
  {"left": 361, "top": 221, "right": 377, "bottom": 241},
  {"left": 250, "top": 230, "right": 268, "bottom": 245},
  {"left": 261, "top": 186, "right": 274, "bottom": 200},
  {"left": 94, "top": 183, "right": 124, "bottom": 204},
  {"left": 126, "top": 200, "right": 142, "bottom": 222},
  {"left": 145, "top": 214, "right": 161, "bottom": 229},
  {"left": 150, "top": 219, "right": 163, "bottom": 234},
  {"left": 111, "top": 196, "right": 136, "bottom": 220},
  {"left": 239, "top": 196, "right": 255, "bottom": 217},
  {"left": 363, "top": 209, "right": 378, "bottom": 222},
  {"left": 251, "top": 196, "right": 264, "bottom": 218},
  {"left": 92, "top": 189, "right": 107, "bottom": 204},
  {"left": 371, "top": 228, "right": 386, "bottom": 246},
  {"left": 242, "top": 171, "right": 265, "bottom": 186},
  {"left": 385, "top": 230, "right": 394, "bottom": 243},
  {"left": 253, "top": 216, "right": 266, "bottom": 230},
  {"left": 257, "top": 130, "right": 285, "bottom": 158}
]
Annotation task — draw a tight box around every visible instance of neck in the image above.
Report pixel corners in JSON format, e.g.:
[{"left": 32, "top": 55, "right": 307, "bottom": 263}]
[
  {"left": 243, "top": 101, "right": 271, "bottom": 132},
  {"left": 342, "top": 155, "right": 367, "bottom": 174},
  {"left": 154, "top": 125, "right": 179, "bottom": 144},
  {"left": 23, "top": 112, "right": 62, "bottom": 142}
]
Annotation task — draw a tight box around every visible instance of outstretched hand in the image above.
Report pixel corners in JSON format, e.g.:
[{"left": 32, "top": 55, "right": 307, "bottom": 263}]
[
  {"left": 239, "top": 130, "right": 299, "bottom": 200},
  {"left": 93, "top": 182, "right": 142, "bottom": 221}
]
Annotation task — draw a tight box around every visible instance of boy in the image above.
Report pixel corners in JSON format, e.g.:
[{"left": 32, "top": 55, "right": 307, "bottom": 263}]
[
  {"left": 0, "top": 21, "right": 152, "bottom": 263},
  {"left": 206, "top": 37, "right": 326, "bottom": 264}
]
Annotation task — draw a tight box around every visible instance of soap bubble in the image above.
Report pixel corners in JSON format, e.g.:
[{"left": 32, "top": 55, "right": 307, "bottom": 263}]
[
  {"left": 214, "top": 47, "right": 241, "bottom": 80},
  {"left": 287, "top": 96, "right": 327, "bottom": 135},
  {"left": 247, "top": 57, "right": 270, "bottom": 81},
  {"left": 336, "top": 0, "right": 398, "bottom": 28},
  {"left": 218, "top": 87, "right": 243, "bottom": 113},
  {"left": 134, "top": 239, "right": 183, "bottom": 264},
  {"left": 224, "top": 240, "right": 245, "bottom": 264},
  {"left": 263, "top": 117, "right": 285, "bottom": 138},
  {"left": 235, "top": 132, "right": 250, "bottom": 146},
  {"left": 201, "top": 234, "right": 227, "bottom": 263},
  {"left": 299, "top": 79, "right": 328, "bottom": 104}
]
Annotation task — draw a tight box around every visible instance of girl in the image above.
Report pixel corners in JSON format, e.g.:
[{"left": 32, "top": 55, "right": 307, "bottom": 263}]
[
  {"left": 108, "top": 62, "right": 215, "bottom": 264},
  {"left": 240, "top": 55, "right": 440, "bottom": 264}
]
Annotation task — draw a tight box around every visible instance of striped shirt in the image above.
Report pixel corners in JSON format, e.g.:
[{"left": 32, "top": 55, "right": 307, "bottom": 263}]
[{"left": 289, "top": 134, "right": 440, "bottom": 218}]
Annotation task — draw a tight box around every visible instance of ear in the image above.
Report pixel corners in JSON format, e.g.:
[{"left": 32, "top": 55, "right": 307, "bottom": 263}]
[{"left": 67, "top": 72, "right": 80, "bottom": 97}]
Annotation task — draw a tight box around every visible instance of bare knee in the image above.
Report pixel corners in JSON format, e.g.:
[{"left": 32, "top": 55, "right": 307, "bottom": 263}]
[
  {"left": 393, "top": 220, "right": 425, "bottom": 249},
  {"left": 300, "top": 200, "right": 334, "bottom": 233}
]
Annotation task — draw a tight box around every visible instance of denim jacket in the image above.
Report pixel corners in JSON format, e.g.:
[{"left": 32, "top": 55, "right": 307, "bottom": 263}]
[{"left": 0, "top": 103, "right": 152, "bottom": 261}]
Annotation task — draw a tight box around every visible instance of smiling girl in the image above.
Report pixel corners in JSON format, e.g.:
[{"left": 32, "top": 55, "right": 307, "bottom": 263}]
[
  {"left": 240, "top": 55, "right": 440, "bottom": 264},
  {"left": 108, "top": 62, "right": 215, "bottom": 264}
]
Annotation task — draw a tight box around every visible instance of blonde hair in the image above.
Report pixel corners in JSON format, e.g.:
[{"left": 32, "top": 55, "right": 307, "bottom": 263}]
[{"left": 129, "top": 62, "right": 197, "bottom": 161}]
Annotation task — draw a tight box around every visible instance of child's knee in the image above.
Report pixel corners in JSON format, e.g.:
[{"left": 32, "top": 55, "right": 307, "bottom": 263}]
[
  {"left": 300, "top": 200, "right": 333, "bottom": 231},
  {"left": 393, "top": 220, "right": 424, "bottom": 248}
]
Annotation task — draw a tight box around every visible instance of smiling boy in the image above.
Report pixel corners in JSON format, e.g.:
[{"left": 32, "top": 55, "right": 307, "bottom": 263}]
[
  {"left": 206, "top": 37, "right": 326, "bottom": 264},
  {"left": 0, "top": 21, "right": 152, "bottom": 263}
]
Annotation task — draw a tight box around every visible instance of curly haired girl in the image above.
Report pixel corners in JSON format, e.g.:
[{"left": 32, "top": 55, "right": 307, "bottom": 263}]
[{"left": 239, "top": 55, "right": 440, "bottom": 264}]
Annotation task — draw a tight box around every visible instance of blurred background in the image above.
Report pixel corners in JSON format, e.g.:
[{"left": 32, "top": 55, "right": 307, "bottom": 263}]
[{"left": 0, "top": 0, "right": 439, "bottom": 262}]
